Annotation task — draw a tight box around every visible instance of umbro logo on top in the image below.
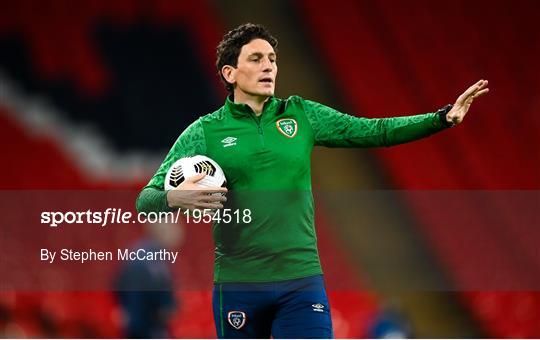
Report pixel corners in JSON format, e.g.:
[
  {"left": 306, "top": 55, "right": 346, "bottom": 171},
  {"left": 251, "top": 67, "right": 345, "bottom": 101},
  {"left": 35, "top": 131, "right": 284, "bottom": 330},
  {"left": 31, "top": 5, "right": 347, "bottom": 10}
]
[{"left": 221, "top": 136, "right": 237, "bottom": 147}]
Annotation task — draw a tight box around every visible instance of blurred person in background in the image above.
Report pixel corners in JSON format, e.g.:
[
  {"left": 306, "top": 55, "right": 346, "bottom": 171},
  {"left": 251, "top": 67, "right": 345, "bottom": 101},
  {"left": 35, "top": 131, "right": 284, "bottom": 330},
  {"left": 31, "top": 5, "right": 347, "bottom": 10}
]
[
  {"left": 136, "top": 23, "right": 488, "bottom": 338},
  {"left": 366, "top": 300, "right": 414, "bottom": 338},
  {"left": 115, "top": 222, "right": 184, "bottom": 338}
]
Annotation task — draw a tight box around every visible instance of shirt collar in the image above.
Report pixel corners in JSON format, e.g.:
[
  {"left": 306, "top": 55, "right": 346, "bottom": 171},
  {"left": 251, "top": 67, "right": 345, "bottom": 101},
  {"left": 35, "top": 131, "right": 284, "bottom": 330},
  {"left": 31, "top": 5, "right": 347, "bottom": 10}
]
[{"left": 225, "top": 95, "right": 279, "bottom": 117}]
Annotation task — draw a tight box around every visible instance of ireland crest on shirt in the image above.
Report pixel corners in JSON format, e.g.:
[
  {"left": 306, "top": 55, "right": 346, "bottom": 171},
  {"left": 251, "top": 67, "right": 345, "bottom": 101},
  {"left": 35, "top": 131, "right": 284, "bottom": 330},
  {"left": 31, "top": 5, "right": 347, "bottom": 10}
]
[{"left": 276, "top": 118, "right": 298, "bottom": 138}]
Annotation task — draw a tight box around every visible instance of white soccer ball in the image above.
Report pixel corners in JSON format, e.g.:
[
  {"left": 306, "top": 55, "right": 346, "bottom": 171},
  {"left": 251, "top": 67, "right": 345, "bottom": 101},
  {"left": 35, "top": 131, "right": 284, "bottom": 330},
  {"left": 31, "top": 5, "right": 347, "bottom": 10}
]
[{"left": 164, "top": 155, "right": 226, "bottom": 190}]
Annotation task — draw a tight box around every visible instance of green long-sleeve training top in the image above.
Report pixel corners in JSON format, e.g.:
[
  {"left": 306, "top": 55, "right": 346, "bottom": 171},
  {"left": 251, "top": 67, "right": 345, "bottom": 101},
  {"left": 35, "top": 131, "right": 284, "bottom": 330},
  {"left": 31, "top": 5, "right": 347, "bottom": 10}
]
[{"left": 137, "top": 95, "right": 448, "bottom": 283}]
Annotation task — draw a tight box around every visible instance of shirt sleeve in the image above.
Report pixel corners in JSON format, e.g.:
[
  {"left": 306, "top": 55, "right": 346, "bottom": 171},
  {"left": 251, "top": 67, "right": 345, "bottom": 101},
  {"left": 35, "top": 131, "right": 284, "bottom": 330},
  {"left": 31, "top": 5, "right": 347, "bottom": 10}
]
[
  {"left": 136, "top": 119, "right": 206, "bottom": 213},
  {"left": 302, "top": 98, "right": 448, "bottom": 148}
]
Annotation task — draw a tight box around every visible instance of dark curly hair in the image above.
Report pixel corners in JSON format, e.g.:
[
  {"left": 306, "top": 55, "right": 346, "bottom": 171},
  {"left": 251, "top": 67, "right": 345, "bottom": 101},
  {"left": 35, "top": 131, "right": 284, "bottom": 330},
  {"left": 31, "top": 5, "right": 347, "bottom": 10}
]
[{"left": 216, "top": 23, "right": 278, "bottom": 94}]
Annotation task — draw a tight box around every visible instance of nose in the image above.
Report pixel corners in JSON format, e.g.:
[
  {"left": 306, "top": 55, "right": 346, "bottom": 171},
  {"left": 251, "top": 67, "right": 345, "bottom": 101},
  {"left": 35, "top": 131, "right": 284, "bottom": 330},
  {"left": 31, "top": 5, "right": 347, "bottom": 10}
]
[{"left": 262, "top": 57, "right": 274, "bottom": 72}]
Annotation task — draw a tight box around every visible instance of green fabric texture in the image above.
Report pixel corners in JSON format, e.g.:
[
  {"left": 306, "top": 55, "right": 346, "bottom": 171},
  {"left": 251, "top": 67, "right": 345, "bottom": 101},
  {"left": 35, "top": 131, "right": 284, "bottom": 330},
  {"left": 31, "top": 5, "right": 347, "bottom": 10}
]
[
  {"left": 303, "top": 99, "right": 443, "bottom": 147},
  {"left": 136, "top": 95, "right": 446, "bottom": 282}
]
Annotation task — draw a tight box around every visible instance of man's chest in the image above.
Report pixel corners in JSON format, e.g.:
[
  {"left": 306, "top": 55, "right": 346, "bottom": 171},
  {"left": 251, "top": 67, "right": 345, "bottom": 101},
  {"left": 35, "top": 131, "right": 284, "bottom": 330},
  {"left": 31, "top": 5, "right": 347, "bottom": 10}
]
[{"left": 204, "top": 115, "right": 313, "bottom": 187}]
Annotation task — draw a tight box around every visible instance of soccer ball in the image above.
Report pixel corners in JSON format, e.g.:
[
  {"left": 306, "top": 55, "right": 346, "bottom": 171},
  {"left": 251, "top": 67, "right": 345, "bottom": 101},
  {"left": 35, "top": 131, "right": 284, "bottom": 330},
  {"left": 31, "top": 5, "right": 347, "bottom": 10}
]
[{"left": 164, "top": 155, "right": 226, "bottom": 190}]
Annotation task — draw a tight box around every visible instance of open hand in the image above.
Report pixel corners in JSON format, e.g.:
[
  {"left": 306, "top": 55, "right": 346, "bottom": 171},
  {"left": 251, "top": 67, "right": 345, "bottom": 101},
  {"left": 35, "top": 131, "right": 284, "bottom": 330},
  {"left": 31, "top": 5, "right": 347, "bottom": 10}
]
[{"left": 447, "top": 79, "right": 489, "bottom": 125}]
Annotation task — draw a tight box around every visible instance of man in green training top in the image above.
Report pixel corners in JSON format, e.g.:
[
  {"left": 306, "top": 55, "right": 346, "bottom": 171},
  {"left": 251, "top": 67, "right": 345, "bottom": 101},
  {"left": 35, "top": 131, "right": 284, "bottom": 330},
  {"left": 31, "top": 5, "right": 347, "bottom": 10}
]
[{"left": 137, "top": 23, "right": 489, "bottom": 339}]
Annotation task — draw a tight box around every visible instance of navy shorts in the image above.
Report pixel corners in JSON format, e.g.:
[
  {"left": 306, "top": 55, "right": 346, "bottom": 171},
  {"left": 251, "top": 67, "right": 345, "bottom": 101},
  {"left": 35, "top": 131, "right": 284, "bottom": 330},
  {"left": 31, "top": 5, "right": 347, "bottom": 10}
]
[{"left": 212, "top": 275, "right": 333, "bottom": 339}]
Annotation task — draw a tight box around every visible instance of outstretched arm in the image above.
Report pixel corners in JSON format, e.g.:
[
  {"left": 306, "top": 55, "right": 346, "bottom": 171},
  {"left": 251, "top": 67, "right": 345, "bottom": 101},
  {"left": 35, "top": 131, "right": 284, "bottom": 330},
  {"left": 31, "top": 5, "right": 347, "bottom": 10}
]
[{"left": 302, "top": 80, "right": 489, "bottom": 148}]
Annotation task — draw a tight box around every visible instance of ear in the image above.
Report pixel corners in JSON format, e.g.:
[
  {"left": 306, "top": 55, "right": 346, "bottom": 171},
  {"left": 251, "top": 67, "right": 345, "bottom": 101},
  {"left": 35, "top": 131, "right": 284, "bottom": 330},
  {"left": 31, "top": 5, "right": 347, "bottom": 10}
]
[{"left": 221, "top": 65, "right": 236, "bottom": 86}]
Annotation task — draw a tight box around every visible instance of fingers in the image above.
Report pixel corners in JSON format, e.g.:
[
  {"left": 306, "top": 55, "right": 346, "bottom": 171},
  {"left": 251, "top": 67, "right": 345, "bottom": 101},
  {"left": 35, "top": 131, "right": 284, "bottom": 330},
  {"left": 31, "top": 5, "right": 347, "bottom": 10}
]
[
  {"left": 472, "top": 79, "right": 489, "bottom": 94},
  {"left": 457, "top": 79, "right": 489, "bottom": 104},
  {"left": 199, "top": 187, "right": 228, "bottom": 194},
  {"left": 473, "top": 88, "right": 489, "bottom": 98},
  {"left": 184, "top": 173, "right": 228, "bottom": 191},
  {"left": 199, "top": 193, "right": 227, "bottom": 203},
  {"left": 462, "top": 81, "right": 482, "bottom": 97},
  {"left": 462, "top": 79, "right": 487, "bottom": 98},
  {"left": 196, "top": 202, "right": 224, "bottom": 209},
  {"left": 186, "top": 172, "right": 206, "bottom": 183}
]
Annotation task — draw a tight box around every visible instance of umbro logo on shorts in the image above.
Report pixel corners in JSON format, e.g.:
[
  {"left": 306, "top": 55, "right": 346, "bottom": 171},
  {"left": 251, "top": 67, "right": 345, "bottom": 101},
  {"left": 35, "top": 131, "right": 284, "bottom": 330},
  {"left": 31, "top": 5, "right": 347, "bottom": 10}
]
[
  {"left": 312, "top": 303, "right": 325, "bottom": 312},
  {"left": 227, "top": 311, "right": 246, "bottom": 330}
]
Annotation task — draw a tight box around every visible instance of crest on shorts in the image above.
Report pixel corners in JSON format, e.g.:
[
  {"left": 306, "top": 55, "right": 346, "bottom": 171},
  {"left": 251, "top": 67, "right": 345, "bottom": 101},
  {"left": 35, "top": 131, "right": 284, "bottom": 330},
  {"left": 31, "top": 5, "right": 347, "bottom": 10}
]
[
  {"left": 227, "top": 311, "right": 246, "bottom": 330},
  {"left": 276, "top": 118, "right": 298, "bottom": 138}
]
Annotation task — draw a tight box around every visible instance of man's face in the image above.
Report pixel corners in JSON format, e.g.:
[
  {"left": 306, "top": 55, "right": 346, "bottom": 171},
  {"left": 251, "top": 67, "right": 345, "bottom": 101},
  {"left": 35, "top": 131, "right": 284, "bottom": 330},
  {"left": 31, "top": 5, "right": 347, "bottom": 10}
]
[{"left": 230, "top": 38, "right": 277, "bottom": 98}]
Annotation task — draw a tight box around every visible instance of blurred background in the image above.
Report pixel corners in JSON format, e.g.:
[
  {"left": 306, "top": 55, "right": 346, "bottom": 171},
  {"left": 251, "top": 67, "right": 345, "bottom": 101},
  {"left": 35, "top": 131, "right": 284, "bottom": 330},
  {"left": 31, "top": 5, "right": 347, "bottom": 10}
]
[{"left": 1, "top": 0, "right": 539, "bottom": 338}]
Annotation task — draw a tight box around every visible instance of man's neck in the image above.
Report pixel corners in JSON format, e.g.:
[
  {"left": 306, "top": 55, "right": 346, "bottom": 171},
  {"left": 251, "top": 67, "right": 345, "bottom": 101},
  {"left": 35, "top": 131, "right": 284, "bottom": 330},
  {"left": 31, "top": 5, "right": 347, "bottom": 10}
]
[{"left": 233, "top": 91, "right": 270, "bottom": 116}]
